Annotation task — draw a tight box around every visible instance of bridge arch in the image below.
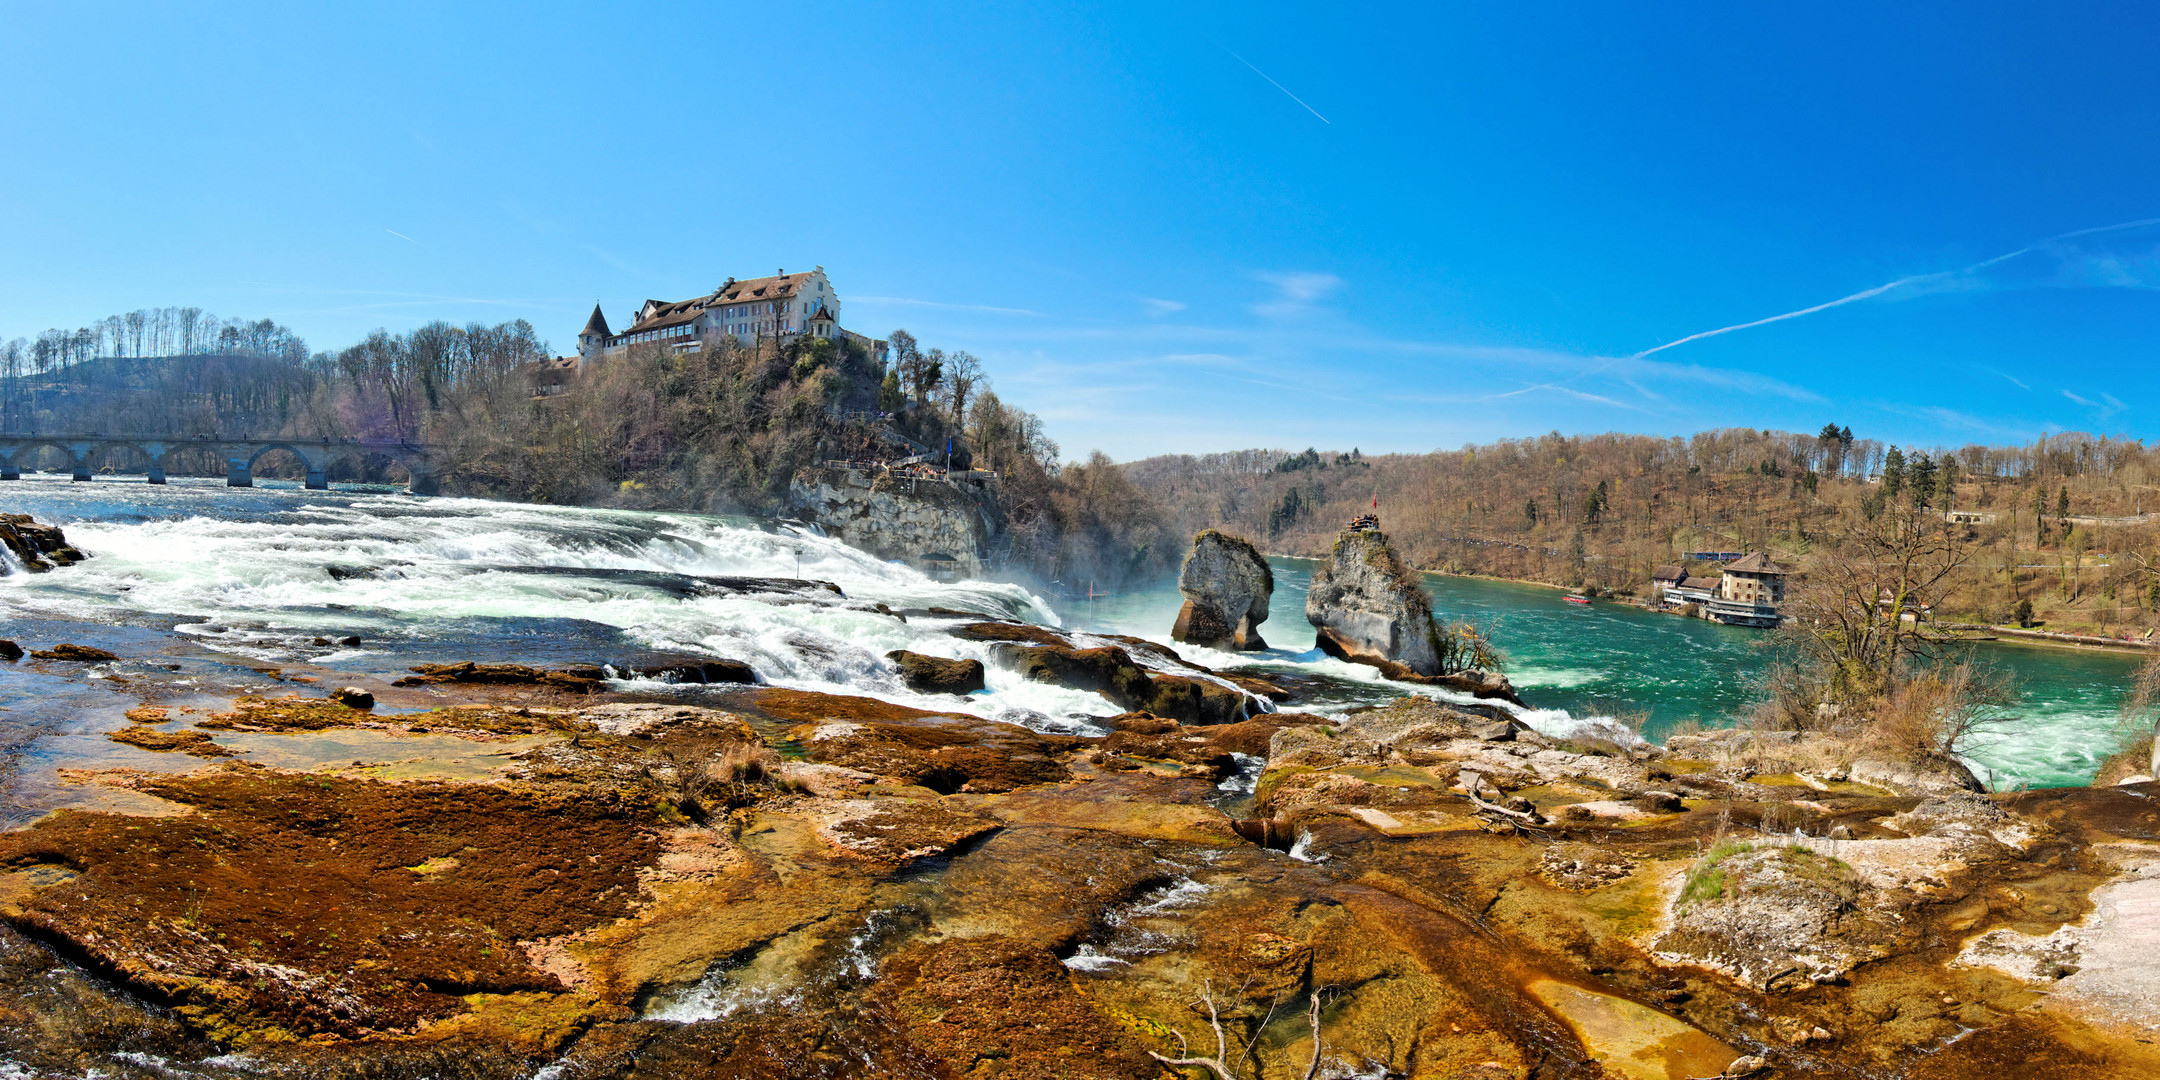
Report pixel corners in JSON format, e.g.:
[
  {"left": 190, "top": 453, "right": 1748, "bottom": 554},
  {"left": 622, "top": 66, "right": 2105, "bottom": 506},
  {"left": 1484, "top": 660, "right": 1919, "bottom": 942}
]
[
  {"left": 227, "top": 442, "right": 325, "bottom": 490},
  {"left": 83, "top": 441, "right": 157, "bottom": 478},
  {"left": 0, "top": 439, "right": 86, "bottom": 480}
]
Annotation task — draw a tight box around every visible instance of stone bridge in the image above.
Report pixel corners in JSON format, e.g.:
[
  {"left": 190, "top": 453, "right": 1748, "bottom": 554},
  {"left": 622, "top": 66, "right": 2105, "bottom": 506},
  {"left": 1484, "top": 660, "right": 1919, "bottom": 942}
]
[{"left": 0, "top": 433, "right": 443, "bottom": 494}]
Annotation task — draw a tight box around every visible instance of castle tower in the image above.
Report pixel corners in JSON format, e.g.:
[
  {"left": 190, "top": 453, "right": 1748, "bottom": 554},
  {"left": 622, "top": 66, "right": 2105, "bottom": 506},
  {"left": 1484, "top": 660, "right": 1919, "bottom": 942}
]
[{"left": 577, "top": 304, "right": 612, "bottom": 364}]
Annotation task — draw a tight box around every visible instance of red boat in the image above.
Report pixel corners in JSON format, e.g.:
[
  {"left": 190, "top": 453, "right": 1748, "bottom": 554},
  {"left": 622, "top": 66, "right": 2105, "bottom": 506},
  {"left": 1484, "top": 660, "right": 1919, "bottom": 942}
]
[{"left": 1563, "top": 594, "right": 1592, "bottom": 605}]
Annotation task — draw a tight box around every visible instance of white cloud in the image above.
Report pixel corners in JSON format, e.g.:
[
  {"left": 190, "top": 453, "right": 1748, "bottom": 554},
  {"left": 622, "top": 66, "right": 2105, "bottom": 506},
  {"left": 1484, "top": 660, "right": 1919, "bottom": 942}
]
[
  {"left": 1250, "top": 271, "right": 1344, "bottom": 318},
  {"left": 1140, "top": 297, "right": 1186, "bottom": 316},
  {"left": 1256, "top": 271, "right": 1342, "bottom": 302}
]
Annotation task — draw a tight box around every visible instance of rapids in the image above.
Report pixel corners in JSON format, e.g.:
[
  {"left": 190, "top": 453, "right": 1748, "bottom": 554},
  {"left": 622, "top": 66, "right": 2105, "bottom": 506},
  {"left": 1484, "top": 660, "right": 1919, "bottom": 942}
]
[{"left": 0, "top": 474, "right": 2146, "bottom": 788}]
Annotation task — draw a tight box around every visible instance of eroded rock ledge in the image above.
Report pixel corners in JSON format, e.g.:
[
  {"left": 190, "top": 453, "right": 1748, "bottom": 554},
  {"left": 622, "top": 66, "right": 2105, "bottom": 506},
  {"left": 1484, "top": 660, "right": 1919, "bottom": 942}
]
[{"left": 2, "top": 686, "right": 2158, "bottom": 1078}]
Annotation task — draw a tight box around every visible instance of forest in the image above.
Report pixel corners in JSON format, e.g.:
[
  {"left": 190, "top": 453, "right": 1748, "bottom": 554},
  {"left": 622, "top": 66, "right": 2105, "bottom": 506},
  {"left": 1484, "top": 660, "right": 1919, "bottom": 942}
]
[
  {"left": 1127, "top": 426, "right": 2160, "bottom": 638},
  {"left": 0, "top": 308, "right": 1178, "bottom": 589}
]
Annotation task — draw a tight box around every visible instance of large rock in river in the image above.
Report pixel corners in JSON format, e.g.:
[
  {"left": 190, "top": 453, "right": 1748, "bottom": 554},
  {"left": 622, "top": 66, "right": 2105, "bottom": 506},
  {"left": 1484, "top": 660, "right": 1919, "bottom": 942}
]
[
  {"left": 0, "top": 514, "right": 87, "bottom": 572},
  {"left": 1305, "top": 527, "right": 1444, "bottom": 677},
  {"left": 886, "top": 649, "right": 987, "bottom": 695},
  {"left": 1171, "top": 529, "right": 1273, "bottom": 651}
]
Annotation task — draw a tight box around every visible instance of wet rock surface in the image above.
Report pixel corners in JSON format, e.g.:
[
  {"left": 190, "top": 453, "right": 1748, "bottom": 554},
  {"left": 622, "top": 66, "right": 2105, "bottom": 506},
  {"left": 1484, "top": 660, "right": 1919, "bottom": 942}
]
[
  {"left": 884, "top": 649, "right": 986, "bottom": 695},
  {"left": 0, "top": 513, "right": 87, "bottom": 572},
  {"left": 4, "top": 682, "right": 2160, "bottom": 1078}
]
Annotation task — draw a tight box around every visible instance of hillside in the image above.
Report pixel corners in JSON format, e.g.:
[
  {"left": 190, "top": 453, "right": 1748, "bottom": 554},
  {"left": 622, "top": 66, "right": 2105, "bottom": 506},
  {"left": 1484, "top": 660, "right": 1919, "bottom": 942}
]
[
  {"left": 1127, "top": 428, "right": 2160, "bottom": 639},
  {"left": 4, "top": 311, "right": 1176, "bottom": 589}
]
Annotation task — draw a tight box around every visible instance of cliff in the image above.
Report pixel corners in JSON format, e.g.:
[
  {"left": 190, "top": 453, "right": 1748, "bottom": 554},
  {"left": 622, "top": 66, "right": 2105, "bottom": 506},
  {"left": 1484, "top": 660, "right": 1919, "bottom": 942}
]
[{"left": 787, "top": 465, "right": 1003, "bottom": 578}]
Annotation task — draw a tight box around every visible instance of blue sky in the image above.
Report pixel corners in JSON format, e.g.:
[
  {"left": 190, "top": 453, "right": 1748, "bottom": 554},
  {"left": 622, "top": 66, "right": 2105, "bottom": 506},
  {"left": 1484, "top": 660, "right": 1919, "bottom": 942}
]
[{"left": 4, "top": 1, "right": 2158, "bottom": 460}]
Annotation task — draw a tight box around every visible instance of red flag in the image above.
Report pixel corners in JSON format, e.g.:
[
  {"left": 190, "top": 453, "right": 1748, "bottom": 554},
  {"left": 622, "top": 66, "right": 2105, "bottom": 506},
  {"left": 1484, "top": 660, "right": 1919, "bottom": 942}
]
[{"left": 1372, "top": 494, "right": 1378, "bottom": 509}]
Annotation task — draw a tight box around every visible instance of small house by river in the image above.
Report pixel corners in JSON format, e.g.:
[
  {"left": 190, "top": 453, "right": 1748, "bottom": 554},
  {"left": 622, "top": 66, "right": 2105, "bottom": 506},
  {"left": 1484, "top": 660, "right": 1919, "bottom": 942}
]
[{"left": 1660, "top": 551, "right": 1791, "bottom": 628}]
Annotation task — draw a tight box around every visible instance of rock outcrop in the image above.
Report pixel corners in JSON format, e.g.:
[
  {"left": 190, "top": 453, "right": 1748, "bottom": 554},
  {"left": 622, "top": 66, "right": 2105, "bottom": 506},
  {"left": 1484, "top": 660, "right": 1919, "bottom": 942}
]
[
  {"left": 1170, "top": 529, "right": 1273, "bottom": 650},
  {"left": 886, "top": 649, "right": 986, "bottom": 695},
  {"left": 392, "top": 661, "right": 606, "bottom": 692},
  {"left": 788, "top": 465, "right": 999, "bottom": 578},
  {"left": 1304, "top": 527, "right": 1445, "bottom": 676},
  {"left": 0, "top": 514, "right": 86, "bottom": 572},
  {"left": 27, "top": 644, "right": 118, "bottom": 663},
  {"left": 955, "top": 621, "right": 1257, "bottom": 724},
  {"left": 1175, "top": 529, "right": 1270, "bottom": 648}
]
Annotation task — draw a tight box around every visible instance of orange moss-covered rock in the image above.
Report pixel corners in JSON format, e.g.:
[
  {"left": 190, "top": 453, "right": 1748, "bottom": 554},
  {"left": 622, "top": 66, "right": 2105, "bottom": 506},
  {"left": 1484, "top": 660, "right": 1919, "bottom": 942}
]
[{"left": 0, "top": 765, "right": 668, "bottom": 1044}]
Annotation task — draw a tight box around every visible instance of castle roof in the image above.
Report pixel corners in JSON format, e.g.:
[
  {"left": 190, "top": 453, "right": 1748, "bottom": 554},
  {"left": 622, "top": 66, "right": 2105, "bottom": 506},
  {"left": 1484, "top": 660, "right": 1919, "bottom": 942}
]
[
  {"left": 619, "top": 270, "right": 825, "bottom": 336},
  {"left": 712, "top": 271, "right": 816, "bottom": 305},
  {"left": 581, "top": 304, "right": 611, "bottom": 338}
]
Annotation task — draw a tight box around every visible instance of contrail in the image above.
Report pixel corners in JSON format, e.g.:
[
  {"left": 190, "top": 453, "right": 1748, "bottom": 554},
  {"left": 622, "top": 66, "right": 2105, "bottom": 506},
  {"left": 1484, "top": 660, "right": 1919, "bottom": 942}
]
[
  {"left": 1631, "top": 277, "right": 1916, "bottom": 359},
  {"left": 385, "top": 229, "right": 422, "bottom": 246},
  {"left": 1630, "top": 215, "right": 2160, "bottom": 360},
  {"left": 1222, "top": 47, "right": 1330, "bottom": 125}
]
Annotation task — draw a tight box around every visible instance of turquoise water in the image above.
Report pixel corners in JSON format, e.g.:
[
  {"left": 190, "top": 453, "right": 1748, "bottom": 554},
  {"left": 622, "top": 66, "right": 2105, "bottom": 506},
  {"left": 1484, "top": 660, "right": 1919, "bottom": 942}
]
[
  {"left": 1071, "top": 557, "right": 2147, "bottom": 789},
  {"left": 1, "top": 475, "right": 2144, "bottom": 790}
]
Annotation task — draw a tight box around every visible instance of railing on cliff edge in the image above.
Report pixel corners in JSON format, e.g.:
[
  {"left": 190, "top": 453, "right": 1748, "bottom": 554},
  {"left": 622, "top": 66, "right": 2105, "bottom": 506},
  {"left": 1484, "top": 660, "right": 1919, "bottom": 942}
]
[{"left": 818, "top": 459, "right": 1001, "bottom": 484}]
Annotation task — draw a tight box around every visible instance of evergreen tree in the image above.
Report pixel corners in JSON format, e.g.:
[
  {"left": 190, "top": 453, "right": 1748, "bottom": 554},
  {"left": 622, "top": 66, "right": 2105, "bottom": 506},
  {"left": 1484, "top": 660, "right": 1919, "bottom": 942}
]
[
  {"left": 1524, "top": 499, "right": 1540, "bottom": 525},
  {"left": 1582, "top": 480, "right": 1609, "bottom": 525},
  {"left": 1906, "top": 453, "right": 1937, "bottom": 509},
  {"left": 1817, "top": 422, "right": 1845, "bottom": 473},
  {"left": 2058, "top": 485, "right": 2071, "bottom": 524},
  {"left": 1881, "top": 446, "right": 1906, "bottom": 499}
]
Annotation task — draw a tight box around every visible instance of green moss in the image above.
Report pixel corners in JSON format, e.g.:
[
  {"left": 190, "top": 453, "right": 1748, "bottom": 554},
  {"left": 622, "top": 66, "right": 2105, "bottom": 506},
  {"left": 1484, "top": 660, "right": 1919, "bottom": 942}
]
[
  {"left": 1777, "top": 845, "right": 1861, "bottom": 903},
  {"left": 1251, "top": 764, "right": 1316, "bottom": 809},
  {"left": 1678, "top": 839, "right": 1754, "bottom": 906}
]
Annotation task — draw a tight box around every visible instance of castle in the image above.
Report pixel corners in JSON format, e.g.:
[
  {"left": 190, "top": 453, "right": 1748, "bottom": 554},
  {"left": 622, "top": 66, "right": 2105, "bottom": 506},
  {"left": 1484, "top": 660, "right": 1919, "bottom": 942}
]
[{"left": 576, "top": 266, "right": 886, "bottom": 366}]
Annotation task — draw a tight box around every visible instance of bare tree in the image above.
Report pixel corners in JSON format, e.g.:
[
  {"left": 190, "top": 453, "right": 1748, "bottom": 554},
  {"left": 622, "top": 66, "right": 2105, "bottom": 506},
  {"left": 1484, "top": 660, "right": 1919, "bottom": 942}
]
[
  {"left": 1781, "top": 502, "right": 1977, "bottom": 703},
  {"left": 941, "top": 349, "right": 982, "bottom": 430}
]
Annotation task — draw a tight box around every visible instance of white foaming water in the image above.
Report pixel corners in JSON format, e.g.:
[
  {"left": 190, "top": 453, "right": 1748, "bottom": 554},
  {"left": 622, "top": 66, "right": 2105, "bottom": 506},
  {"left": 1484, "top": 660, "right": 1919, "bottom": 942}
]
[
  {"left": 1286, "top": 829, "right": 1324, "bottom": 863},
  {"left": 0, "top": 492, "right": 1123, "bottom": 731},
  {"left": 1076, "top": 626, "right": 1643, "bottom": 747},
  {"left": 5, "top": 480, "right": 2132, "bottom": 788},
  {"left": 1060, "top": 944, "right": 1130, "bottom": 971}
]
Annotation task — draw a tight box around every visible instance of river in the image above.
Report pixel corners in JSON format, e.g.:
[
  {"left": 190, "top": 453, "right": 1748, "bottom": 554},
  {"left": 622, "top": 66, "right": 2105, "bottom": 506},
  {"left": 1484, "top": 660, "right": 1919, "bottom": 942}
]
[{"left": 0, "top": 475, "right": 2143, "bottom": 796}]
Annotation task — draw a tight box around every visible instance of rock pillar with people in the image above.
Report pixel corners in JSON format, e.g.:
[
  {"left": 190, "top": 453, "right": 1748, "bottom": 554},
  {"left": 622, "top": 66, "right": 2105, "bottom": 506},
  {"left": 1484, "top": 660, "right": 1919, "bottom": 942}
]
[{"left": 1305, "top": 517, "right": 1447, "bottom": 676}]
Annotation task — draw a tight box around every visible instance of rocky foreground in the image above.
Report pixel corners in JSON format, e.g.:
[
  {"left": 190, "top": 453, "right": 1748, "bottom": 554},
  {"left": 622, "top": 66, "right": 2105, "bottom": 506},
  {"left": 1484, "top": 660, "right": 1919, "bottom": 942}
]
[{"left": 2, "top": 624, "right": 2159, "bottom": 1079}]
